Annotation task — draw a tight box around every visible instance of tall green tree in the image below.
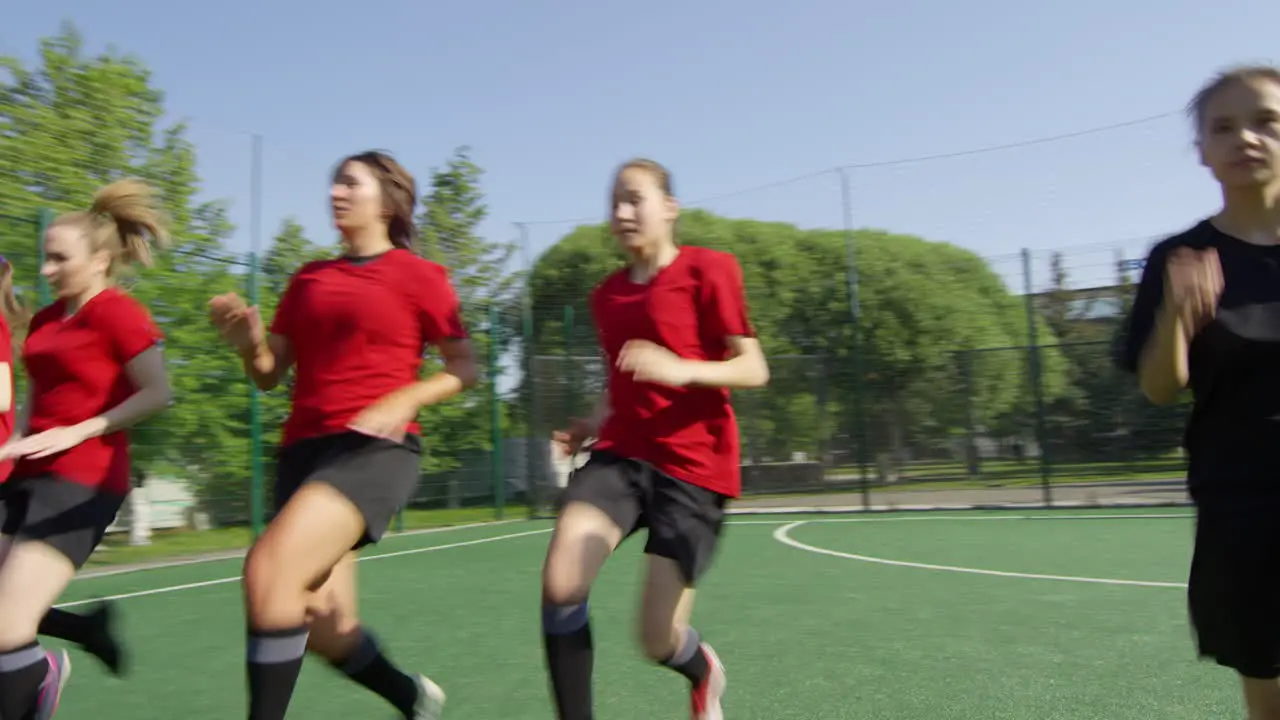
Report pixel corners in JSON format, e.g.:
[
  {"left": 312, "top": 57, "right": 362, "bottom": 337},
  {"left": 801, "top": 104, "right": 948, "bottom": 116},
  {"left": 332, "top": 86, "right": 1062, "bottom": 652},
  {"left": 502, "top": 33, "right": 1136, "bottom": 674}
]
[
  {"left": 0, "top": 23, "right": 254, "bottom": 519},
  {"left": 418, "top": 146, "right": 520, "bottom": 318},
  {"left": 413, "top": 147, "right": 515, "bottom": 504},
  {"left": 263, "top": 217, "right": 331, "bottom": 296},
  {"left": 524, "top": 210, "right": 1075, "bottom": 473}
]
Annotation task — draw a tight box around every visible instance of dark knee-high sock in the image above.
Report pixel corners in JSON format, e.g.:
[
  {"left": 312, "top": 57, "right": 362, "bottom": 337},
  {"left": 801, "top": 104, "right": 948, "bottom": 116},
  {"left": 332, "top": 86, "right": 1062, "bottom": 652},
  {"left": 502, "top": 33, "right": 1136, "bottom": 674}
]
[
  {"left": 38, "top": 608, "right": 91, "bottom": 643},
  {"left": 246, "top": 626, "right": 309, "bottom": 720},
  {"left": 662, "top": 626, "right": 709, "bottom": 687},
  {"left": 331, "top": 629, "right": 419, "bottom": 717},
  {"left": 40, "top": 603, "right": 125, "bottom": 675},
  {"left": 542, "top": 601, "right": 594, "bottom": 720},
  {"left": 0, "top": 642, "right": 51, "bottom": 719}
]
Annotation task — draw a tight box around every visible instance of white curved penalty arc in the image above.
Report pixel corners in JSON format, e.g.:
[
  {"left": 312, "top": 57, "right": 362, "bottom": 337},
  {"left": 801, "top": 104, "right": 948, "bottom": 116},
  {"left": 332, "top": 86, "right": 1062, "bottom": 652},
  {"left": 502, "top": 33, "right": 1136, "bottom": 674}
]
[{"left": 772, "top": 520, "right": 1187, "bottom": 589}]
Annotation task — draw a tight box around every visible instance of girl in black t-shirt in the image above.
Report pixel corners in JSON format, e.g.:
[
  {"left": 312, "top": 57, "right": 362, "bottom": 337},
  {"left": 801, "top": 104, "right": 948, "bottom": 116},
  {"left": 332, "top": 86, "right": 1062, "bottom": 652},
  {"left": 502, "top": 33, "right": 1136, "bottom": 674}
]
[{"left": 1120, "top": 64, "right": 1280, "bottom": 718}]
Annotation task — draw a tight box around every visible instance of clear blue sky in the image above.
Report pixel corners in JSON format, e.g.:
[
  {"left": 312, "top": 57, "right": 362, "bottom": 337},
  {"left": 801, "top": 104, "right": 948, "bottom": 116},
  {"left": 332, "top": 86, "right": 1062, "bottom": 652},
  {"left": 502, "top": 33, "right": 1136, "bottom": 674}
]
[{"left": 5, "top": 0, "right": 1279, "bottom": 292}]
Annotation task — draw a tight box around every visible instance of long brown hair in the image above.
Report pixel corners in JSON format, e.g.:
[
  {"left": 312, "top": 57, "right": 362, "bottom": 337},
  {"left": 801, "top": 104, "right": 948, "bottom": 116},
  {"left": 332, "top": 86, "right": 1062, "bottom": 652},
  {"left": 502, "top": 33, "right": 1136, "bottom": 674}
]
[
  {"left": 334, "top": 150, "right": 419, "bottom": 250},
  {"left": 50, "top": 178, "right": 171, "bottom": 280},
  {"left": 0, "top": 257, "right": 28, "bottom": 331}
]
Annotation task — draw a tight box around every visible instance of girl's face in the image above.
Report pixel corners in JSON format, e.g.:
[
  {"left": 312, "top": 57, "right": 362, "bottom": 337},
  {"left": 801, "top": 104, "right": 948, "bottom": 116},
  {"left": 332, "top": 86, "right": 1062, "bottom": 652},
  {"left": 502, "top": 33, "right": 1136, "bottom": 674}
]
[
  {"left": 330, "top": 160, "right": 386, "bottom": 243},
  {"left": 610, "top": 167, "right": 678, "bottom": 254},
  {"left": 1198, "top": 77, "right": 1280, "bottom": 190},
  {"left": 42, "top": 224, "right": 110, "bottom": 298}
]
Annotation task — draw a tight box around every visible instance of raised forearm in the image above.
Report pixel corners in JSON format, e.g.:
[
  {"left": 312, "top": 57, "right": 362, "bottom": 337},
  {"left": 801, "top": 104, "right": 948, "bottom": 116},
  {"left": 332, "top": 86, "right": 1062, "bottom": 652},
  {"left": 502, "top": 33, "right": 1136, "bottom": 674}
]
[
  {"left": 240, "top": 341, "right": 284, "bottom": 392},
  {"left": 400, "top": 355, "right": 479, "bottom": 409},
  {"left": 74, "top": 382, "right": 172, "bottom": 439},
  {"left": 686, "top": 352, "right": 770, "bottom": 390},
  {"left": 1138, "top": 303, "right": 1190, "bottom": 405}
]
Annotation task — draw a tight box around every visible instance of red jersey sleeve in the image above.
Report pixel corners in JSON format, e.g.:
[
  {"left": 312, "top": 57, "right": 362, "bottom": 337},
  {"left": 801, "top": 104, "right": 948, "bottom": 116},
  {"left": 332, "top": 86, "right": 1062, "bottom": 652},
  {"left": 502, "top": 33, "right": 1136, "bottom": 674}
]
[
  {"left": 105, "top": 294, "right": 164, "bottom": 364},
  {"left": 416, "top": 263, "right": 468, "bottom": 345},
  {"left": 698, "top": 252, "right": 754, "bottom": 339},
  {"left": 270, "top": 272, "right": 302, "bottom": 339},
  {"left": 0, "top": 315, "right": 11, "bottom": 366}
]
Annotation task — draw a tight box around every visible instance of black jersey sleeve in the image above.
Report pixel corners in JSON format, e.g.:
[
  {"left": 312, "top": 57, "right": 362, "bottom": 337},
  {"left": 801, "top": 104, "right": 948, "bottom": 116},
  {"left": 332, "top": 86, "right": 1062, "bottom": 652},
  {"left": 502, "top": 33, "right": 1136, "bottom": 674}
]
[{"left": 1116, "top": 241, "right": 1173, "bottom": 374}]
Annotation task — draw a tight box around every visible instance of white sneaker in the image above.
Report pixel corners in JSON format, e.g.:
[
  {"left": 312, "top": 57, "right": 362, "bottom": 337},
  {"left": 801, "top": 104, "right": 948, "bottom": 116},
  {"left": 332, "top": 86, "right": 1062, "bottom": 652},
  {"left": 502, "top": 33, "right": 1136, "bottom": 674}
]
[
  {"left": 689, "top": 643, "right": 725, "bottom": 720},
  {"left": 408, "top": 674, "right": 446, "bottom": 720}
]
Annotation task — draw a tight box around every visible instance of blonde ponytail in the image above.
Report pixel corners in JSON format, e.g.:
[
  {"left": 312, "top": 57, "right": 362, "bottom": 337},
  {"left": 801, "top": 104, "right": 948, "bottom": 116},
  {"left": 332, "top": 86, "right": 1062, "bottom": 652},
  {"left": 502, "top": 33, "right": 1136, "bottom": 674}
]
[{"left": 52, "top": 178, "right": 170, "bottom": 279}]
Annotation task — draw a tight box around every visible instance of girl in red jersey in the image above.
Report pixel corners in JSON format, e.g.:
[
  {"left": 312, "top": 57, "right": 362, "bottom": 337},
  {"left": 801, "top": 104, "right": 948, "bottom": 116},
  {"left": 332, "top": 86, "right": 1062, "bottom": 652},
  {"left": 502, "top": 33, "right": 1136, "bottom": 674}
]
[
  {"left": 541, "top": 158, "right": 770, "bottom": 720},
  {"left": 0, "top": 255, "right": 127, "bottom": 684},
  {"left": 0, "top": 179, "right": 173, "bottom": 720},
  {"left": 208, "top": 150, "right": 476, "bottom": 720},
  {"left": 0, "top": 256, "right": 23, "bottom": 483}
]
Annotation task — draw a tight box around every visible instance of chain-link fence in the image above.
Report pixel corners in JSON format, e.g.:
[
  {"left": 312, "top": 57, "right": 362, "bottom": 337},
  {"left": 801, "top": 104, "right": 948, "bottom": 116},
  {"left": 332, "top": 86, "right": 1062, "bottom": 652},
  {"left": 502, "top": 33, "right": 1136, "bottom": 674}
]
[
  {"left": 0, "top": 204, "right": 1189, "bottom": 546},
  {"left": 515, "top": 240, "right": 1190, "bottom": 514},
  {"left": 3, "top": 20, "right": 1198, "bottom": 563},
  {"left": 0, "top": 209, "right": 522, "bottom": 541}
]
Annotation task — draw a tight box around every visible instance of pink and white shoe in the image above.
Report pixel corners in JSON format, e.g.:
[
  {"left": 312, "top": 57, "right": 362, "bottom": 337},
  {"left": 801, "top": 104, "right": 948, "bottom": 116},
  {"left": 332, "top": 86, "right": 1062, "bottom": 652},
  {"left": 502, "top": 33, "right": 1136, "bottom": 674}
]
[
  {"left": 32, "top": 649, "right": 71, "bottom": 720},
  {"left": 689, "top": 643, "right": 725, "bottom": 720}
]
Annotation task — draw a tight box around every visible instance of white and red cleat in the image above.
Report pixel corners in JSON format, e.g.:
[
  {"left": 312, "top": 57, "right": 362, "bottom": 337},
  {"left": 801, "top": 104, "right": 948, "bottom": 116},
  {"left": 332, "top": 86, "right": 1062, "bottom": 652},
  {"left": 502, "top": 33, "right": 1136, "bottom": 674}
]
[
  {"left": 32, "top": 649, "right": 71, "bottom": 720},
  {"left": 689, "top": 643, "right": 726, "bottom": 720}
]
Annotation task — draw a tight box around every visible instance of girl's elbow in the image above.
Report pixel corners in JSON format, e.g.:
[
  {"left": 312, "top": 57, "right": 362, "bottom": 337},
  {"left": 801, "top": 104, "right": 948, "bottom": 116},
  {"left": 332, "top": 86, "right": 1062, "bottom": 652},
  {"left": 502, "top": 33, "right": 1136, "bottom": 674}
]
[
  {"left": 748, "top": 357, "right": 770, "bottom": 388},
  {"left": 153, "top": 382, "right": 175, "bottom": 409},
  {"left": 452, "top": 359, "right": 480, "bottom": 389}
]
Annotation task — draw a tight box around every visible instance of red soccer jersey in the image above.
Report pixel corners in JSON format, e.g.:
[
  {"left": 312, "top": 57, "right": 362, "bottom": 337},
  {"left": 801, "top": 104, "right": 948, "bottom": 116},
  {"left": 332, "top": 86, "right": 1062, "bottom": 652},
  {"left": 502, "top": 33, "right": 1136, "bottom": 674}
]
[
  {"left": 271, "top": 249, "right": 468, "bottom": 446},
  {"left": 14, "top": 288, "right": 163, "bottom": 495},
  {"left": 591, "top": 246, "right": 754, "bottom": 497},
  {"left": 0, "top": 314, "right": 14, "bottom": 482}
]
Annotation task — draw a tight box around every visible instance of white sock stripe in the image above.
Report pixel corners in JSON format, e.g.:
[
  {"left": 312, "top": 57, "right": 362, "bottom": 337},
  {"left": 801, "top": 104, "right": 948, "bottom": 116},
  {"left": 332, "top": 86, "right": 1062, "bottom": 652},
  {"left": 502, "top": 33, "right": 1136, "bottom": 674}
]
[
  {"left": 247, "top": 631, "right": 309, "bottom": 664},
  {"left": 0, "top": 645, "right": 45, "bottom": 672},
  {"left": 667, "top": 627, "right": 701, "bottom": 667}
]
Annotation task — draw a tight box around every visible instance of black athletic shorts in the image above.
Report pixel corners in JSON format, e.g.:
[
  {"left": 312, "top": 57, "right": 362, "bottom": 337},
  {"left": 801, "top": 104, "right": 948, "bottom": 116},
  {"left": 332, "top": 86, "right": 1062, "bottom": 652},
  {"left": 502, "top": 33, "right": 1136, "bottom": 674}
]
[
  {"left": 0, "top": 475, "right": 125, "bottom": 569},
  {"left": 557, "top": 450, "right": 728, "bottom": 586},
  {"left": 274, "top": 431, "right": 421, "bottom": 549},
  {"left": 1188, "top": 495, "right": 1280, "bottom": 679}
]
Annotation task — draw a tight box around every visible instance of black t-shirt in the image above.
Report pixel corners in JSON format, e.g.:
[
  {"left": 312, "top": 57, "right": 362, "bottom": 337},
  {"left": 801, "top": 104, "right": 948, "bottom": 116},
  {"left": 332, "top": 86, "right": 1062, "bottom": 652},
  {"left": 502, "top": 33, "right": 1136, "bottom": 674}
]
[{"left": 1119, "top": 219, "right": 1280, "bottom": 498}]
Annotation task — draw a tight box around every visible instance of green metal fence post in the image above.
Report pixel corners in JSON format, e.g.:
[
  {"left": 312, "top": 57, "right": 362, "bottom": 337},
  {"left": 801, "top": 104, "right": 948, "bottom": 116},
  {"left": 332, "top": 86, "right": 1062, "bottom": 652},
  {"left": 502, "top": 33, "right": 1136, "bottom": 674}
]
[
  {"left": 838, "top": 169, "right": 871, "bottom": 509},
  {"left": 35, "top": 209, "right": 54, "bottom": 306},
  {"left": 1020, "top": 248, "right": 1053, "bottom": 507},
  {"left": 490, "top": 304, "right": 504, "bottom": 520},
  {"left": 248, "top": 133, "right": 266, "bottom": 538},
  {"left": 247, "top": 250, "right": 264, "bottom": 539}
]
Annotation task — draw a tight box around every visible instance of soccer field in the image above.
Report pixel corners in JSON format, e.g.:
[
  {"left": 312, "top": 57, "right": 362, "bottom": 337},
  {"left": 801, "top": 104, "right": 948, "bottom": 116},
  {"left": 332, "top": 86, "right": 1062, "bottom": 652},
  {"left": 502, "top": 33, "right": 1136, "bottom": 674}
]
[{"left": 51, "top": 508, "right": 1238, "bottom": 719}]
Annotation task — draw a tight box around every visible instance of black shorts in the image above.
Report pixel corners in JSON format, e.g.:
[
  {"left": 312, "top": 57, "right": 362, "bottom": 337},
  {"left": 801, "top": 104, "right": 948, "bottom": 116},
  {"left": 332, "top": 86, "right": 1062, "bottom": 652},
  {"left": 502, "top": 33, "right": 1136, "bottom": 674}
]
[
  {"left": 557, "top": 450, "right": 728, "bottom": 586},
  {"left": 275, "top": 432, "right": 421, "bottom": 549},
  {"left": 1188, "top": 495, "right": 1280, "bottom": 679},
  {"left": 0, "top": 476, "right": 125, "bottom": 569}
]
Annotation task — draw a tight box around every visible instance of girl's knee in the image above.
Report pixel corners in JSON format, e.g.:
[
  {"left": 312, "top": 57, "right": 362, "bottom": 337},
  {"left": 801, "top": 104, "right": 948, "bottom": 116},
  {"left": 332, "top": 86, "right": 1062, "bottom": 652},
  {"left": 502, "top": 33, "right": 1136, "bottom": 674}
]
[
  {"left": 541, "top": 536, "right": 612, "bottom": 606},
  {"left": 242, "top": 540, "right": 309, "bottom": 628},
  {"left": 0, "top": 603, "right": 40, "bottom": 648},
  {"left": 243, "top": 541, "right": 279, "bottom": 596},
  {"left": 541, "top": 570, "right": 591, "bottom": 607},
  {"left": 0, "top": 542, "right": 77, "bottom": 646}
]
